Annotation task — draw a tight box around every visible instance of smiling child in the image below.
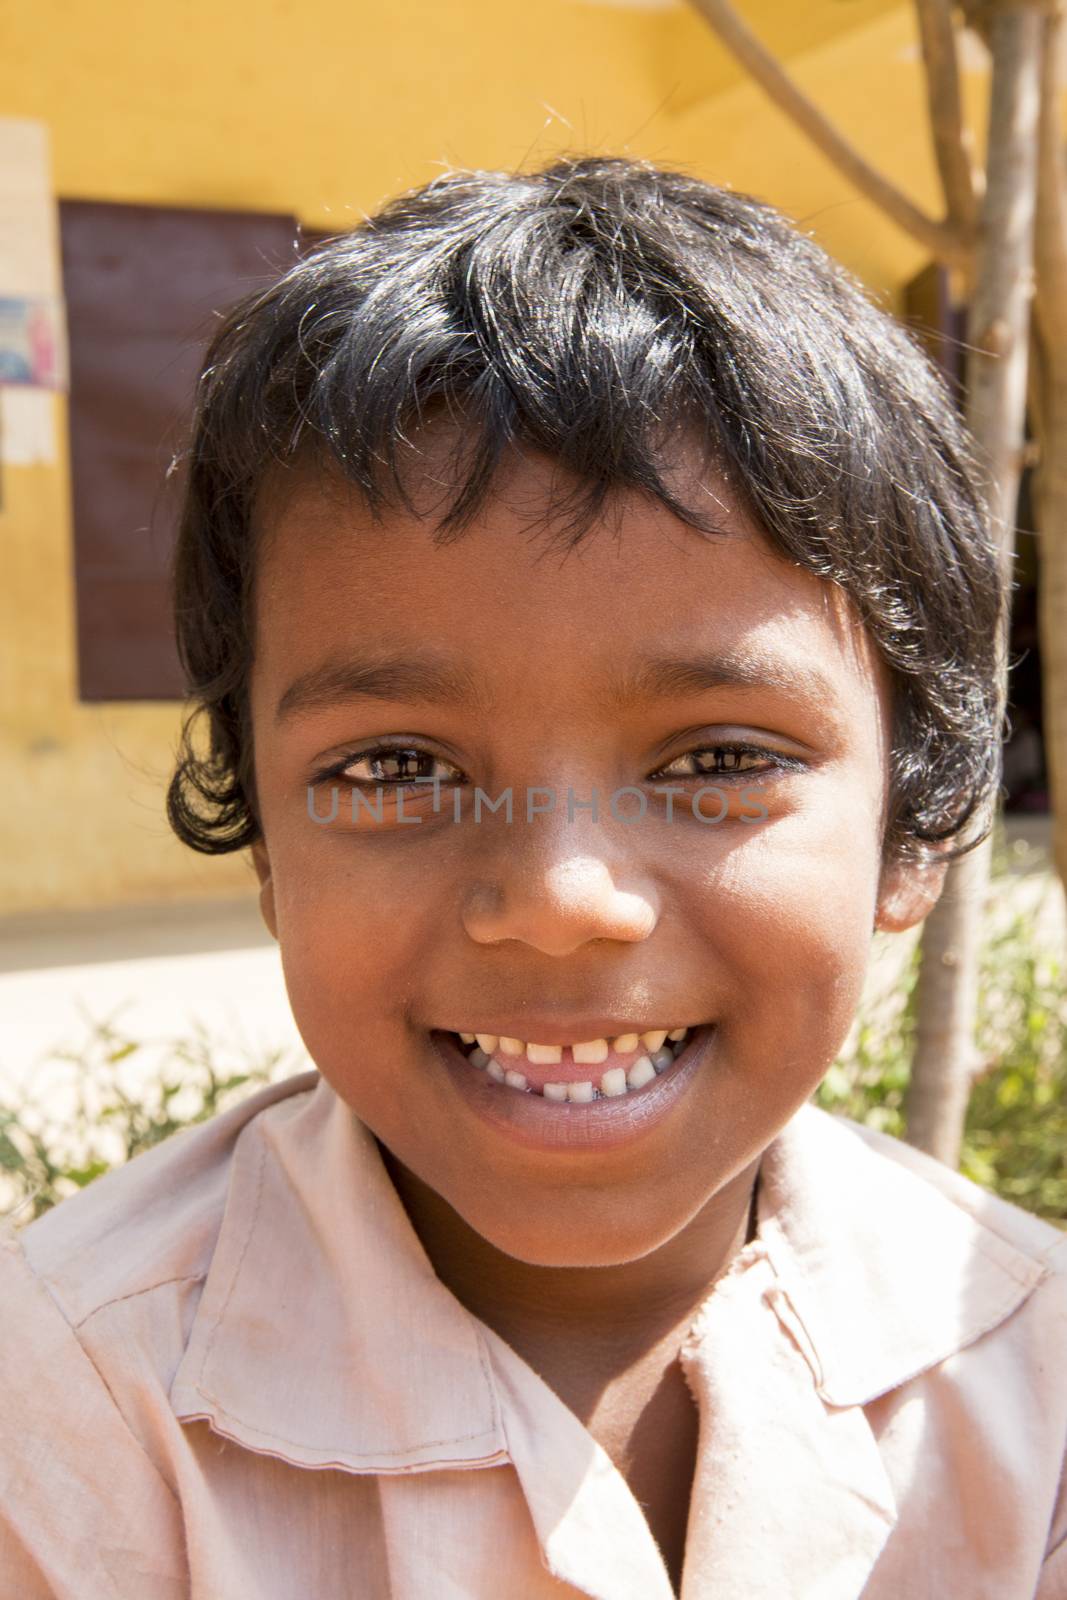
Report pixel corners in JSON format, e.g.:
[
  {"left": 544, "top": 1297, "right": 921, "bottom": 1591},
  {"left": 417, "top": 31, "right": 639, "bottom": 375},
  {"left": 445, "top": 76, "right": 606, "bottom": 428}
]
[{"left": 3, "top": 156, "right": 1066, "bottom": 1599}]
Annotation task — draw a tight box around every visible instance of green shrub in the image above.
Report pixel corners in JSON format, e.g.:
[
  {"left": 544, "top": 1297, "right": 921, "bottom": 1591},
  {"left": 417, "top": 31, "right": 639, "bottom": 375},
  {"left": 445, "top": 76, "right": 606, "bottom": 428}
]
[
  {"left": 815, "top": 903, "right": 1067, "bottom": 1227},
  {"left": 0, "top": 1012, "right": 298, "bottom": 1224},
  {"left": 961, "top": 911, "right": 1067, "bottom": 1221}
]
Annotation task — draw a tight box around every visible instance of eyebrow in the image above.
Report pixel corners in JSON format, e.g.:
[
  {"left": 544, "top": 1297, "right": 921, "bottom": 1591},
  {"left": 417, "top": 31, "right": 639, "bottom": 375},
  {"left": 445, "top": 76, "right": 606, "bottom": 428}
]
[
  {"left": 274, "top": 653, "right": 483, "bottom": 724},
  {"left": 609, "top": 650, "right": 841, "bottom": 714},
  {"left": 273, "top": 646, "right": 842, "bottom": 726}
]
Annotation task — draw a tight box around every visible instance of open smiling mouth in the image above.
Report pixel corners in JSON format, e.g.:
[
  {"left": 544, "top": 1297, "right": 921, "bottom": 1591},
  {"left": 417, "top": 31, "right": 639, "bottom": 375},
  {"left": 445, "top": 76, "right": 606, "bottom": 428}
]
[{"left": 443, "top": 1026, "right": 705, "bottom": 1102}]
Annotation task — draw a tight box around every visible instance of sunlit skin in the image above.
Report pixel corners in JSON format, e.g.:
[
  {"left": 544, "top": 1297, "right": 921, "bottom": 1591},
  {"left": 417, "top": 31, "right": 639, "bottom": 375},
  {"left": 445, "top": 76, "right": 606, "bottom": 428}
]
[{"left": 248, "top": 447, "right": 945, "bottom": 1590}]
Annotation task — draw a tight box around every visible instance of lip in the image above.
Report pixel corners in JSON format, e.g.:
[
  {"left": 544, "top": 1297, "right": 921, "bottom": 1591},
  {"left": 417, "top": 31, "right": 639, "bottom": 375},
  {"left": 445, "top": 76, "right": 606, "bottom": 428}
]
[
  {"left": 429, "top": 1024, "right": 716, "bottom": 1153},
  {"left": 435, "top": 1017, "right": 699, "bottom": 1046}
]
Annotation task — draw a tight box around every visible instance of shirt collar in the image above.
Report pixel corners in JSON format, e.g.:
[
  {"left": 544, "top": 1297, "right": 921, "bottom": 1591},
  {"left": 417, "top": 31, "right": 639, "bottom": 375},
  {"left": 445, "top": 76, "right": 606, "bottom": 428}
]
[
  {"left": 170, "top": 1070, "right": 1048, "bottom": 1472},
  {"left": 170, "top": 1069, "right": 508, "bottom": 1472},
  {"left": 753, "top": 1100, "right": 1049, "bottom": 1407}
]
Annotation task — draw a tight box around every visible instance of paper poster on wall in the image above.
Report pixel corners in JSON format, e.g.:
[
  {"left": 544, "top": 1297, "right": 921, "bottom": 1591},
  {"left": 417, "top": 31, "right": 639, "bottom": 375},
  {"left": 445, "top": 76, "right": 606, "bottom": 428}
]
[
  {"left": 0, "top": 118, "right": 65, "bottom": 466},
  {"left": 0, "top": 295, "right": 65, "bottom": 387},
  {"left": 0, "top": 390, "right": 56, "bottom": 465}
]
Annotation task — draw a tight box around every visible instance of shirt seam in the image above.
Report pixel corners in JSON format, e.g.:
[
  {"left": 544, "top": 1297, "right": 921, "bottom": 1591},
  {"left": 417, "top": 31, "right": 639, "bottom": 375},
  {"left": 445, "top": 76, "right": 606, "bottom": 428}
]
[
  {"left": 966, "top": 1234, "right": 1056, "bottom": 1292},
  {"left": 473, "top": 1323, "right": 505, "bottom": 1442},
  {"left": 186, "top": 1131, "right": 268, "bottom": 1391},
  {"left": 72, "top": 1273, "right": 206, "bottom": 1332},
  {"left": 1045, "top": 1524, "right": 1067, "bottom": 1566},
  {"left": 180, "top": 1385, "right": 505, "bottom": 1457}
]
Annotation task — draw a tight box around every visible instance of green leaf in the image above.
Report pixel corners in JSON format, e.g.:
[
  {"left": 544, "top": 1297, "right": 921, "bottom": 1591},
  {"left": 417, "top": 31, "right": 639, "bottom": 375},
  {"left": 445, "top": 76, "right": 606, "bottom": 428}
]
[{"left": 65, "top": 1160, "right": 110, "bottom": 1188}]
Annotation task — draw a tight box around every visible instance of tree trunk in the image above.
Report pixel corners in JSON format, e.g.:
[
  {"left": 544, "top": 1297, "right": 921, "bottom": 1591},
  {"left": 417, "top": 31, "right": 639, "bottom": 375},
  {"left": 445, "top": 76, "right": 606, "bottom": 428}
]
[
  {"left": 1032, "top": 6, "right": 1067, "bottom": 894},
  {"left": 1034, "top": 346, "right": 1067, "bottom": 895},
  {"left": 905, "top": 3, "right": 1045, "bottom": 1163}
]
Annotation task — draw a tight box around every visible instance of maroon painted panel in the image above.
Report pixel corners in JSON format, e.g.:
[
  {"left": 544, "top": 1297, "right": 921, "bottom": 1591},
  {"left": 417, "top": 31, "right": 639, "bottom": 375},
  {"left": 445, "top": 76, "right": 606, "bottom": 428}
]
[{"left": 60, "top": 199, "right": 301, "bottom": 700}]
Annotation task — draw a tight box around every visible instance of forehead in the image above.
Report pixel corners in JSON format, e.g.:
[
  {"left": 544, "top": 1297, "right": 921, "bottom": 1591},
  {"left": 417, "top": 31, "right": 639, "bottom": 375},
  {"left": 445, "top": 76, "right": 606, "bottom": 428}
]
[{"left": 250, "top": 453, "right": 890, "bottom": 730}]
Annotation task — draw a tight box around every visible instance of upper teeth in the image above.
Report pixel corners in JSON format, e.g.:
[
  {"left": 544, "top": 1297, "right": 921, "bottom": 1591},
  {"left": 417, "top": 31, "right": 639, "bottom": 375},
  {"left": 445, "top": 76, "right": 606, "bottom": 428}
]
[
  {"left": 457, "top": 1026, "right": 695, "bottom": 1099},
  {"left": 466, "top": 1029, "right": 680, "bottom": 1063}
]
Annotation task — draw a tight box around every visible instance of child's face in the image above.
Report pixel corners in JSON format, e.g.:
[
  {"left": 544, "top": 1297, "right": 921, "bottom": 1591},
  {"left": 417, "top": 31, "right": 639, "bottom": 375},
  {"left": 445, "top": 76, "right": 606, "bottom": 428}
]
[{"left": 249, "top": 448, "right": 943, "bottom": 1269}]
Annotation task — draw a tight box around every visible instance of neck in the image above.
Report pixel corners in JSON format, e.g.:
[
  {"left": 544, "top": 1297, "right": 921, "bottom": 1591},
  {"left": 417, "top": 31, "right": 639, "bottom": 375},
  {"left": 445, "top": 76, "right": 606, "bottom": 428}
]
[{"left": 380, "top": 1150, "right": 762, "bottom": 1367}]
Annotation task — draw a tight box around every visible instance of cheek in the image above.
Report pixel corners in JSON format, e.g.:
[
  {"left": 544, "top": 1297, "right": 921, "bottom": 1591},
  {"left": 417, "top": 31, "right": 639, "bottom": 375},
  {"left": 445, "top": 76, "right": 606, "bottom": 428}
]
[
  {"left": 693, "top": 802, "right": 882, "bottom": 1061},
  {"left": 265, "top": 830, "right": 440, "bottom": 1076}
]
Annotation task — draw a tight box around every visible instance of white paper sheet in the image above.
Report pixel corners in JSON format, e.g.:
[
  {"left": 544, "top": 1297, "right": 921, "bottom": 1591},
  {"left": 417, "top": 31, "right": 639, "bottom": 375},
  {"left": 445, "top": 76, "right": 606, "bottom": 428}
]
[{"left": 0, "top": 118, "right": 63, "bottom": 463}]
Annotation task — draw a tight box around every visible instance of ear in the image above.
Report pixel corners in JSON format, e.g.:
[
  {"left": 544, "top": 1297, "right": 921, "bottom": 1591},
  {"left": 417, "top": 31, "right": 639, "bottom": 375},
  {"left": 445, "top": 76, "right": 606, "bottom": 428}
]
[
  {"left": 874, "top": 848, "right": 948, "bottom": 933},
  {"left": 250, "top": 837, "right": 278, "bottom": 941}
]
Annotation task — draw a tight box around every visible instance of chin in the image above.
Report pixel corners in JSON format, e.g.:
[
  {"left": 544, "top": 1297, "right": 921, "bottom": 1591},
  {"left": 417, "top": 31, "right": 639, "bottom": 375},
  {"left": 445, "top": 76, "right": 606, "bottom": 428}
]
[{"left": 462, "top": 1208, "right": 684, "bottom": 1271}]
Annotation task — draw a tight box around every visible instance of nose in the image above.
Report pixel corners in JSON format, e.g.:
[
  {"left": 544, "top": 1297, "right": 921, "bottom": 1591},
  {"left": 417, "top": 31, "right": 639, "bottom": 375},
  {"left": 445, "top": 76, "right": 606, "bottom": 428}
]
[{"left": 460, "top": 815, "right": 660, "bottom": 956}]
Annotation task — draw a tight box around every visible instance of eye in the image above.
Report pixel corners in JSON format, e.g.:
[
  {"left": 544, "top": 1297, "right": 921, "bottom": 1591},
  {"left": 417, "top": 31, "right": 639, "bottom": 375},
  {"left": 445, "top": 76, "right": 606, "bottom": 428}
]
[
  {"left": 312, "top": 744, "right": 465, "bottom": 787},
  {"left": 650, "top": 742, "right": 806, "bottom": 782}
]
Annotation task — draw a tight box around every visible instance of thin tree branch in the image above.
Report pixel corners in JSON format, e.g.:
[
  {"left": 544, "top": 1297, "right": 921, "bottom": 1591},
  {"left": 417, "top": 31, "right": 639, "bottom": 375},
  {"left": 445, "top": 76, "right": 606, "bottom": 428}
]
[
  {"left": 684, "top": 0, "right": 972, "bottom": 267},
  {"left": 959, "top": 1, "right": 992, "bottom": 50},
  {"left": 907, "top": 2, "right": 1045, "bottom": 1162},
  {"left": 1034, "top": 2, "right": 1067, "bottom": 344},
  {"left": 914, "top": 0, "right": 983, "bottom": 230}
]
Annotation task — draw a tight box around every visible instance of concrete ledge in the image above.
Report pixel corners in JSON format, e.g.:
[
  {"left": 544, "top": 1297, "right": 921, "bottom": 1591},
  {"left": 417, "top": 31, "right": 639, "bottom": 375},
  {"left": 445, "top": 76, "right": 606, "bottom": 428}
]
[{"left": 0, "top": 894, "right": 271, "bottom": 974}]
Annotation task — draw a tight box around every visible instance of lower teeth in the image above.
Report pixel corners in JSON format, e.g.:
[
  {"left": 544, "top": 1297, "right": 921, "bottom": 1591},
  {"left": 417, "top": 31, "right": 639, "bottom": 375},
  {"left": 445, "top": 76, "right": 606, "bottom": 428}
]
[{"left": 458, "top": 1033, "right": 692, "bottom": 1098}]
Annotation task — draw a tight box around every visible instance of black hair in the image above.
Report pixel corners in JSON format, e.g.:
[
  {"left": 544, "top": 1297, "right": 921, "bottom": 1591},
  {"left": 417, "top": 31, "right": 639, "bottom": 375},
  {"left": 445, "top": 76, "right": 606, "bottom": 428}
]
[{"left": 166, "top": 154, "right": 1005, "bottom": 867}]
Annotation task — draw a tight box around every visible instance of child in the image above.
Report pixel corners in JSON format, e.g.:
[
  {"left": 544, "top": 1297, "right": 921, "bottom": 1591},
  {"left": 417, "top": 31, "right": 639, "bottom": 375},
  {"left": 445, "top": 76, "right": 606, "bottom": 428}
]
[{"left": 2, "top": 155, "right": 1065, "bottom": 1600}]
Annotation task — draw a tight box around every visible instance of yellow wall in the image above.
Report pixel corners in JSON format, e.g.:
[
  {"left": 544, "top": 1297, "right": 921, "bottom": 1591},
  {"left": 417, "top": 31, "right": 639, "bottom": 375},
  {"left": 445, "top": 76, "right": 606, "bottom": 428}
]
[{"left": 0, "top": 0, "right": 988, "bottom": 913}]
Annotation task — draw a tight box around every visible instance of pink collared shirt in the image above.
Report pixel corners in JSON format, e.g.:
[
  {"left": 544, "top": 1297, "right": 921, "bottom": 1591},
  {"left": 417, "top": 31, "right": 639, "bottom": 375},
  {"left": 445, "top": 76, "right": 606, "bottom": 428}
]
[{"left": 1, "top": 1068, "right": 1065, "bottom": 1599}]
